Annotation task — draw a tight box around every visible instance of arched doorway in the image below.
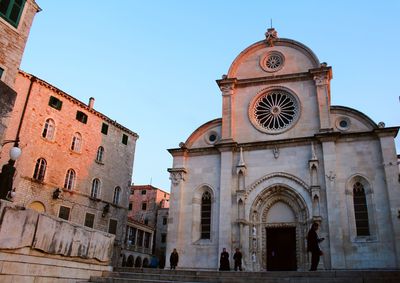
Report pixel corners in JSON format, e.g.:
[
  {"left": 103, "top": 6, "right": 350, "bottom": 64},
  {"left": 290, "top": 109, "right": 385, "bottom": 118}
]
[
  {"left": 135, "top": 257, "right": 142, "bottom": 267},
  {"left": 142, "top": 258, "right": 149, "bottom": 267},
  {"left": 249, "top": 185, "right": 309, "bottom": 271},
  {"left": 27, "top": 201, "right": 46, "bottom": 213},
  {"left": 127, "top": 255, "right": 134, "bottom": 267},
  {"left": 121, "top": 254, "right": 126, "bottom": 267}
]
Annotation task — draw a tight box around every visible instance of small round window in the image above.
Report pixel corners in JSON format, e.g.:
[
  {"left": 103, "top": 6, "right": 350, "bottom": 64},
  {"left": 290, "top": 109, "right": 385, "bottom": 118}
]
[
  {"left": 336, "top": 117, "right": 350, "bottom": 131},
  {"left": 260, "top": 51, "right": 285, "bottom": 73},
  {"left": 249, "top": 88, "right": 300, "bottom": 134},
  {"left": 205, "top": 131, "right": 219, "bottom": 145}
]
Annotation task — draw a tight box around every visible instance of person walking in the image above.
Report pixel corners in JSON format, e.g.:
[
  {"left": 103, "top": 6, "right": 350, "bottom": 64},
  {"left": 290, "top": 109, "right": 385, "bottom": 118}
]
[
  {"left": 169, "top": 248, "right": 179, "bottom": 270},
  {"left": 233, "top": 248, "right": 243, "bottom": 271},
  {"left": 307, "top": 222, "right": 324, "bottom": 271}
]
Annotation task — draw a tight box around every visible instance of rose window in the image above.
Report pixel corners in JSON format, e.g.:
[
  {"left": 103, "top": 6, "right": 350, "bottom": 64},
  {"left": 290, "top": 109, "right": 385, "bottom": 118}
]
[
  {"left": 250, "top": 90, "right": 299, "bottom": 134},
  {"left": 260, "top": 51, "right": 285, "bottom": 72},
  {"left": 266, "top": 55, "right": 282, "bottom": 70}
]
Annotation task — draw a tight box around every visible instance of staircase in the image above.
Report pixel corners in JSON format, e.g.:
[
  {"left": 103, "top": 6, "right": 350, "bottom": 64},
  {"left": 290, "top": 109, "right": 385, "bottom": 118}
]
[{"left": 89, "top": 268, "right": 400, "bottom": 283}]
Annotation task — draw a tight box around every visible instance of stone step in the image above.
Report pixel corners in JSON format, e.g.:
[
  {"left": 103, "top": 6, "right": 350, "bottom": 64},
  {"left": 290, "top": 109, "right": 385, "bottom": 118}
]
[{"left": 89, "top": 269, "right": 400, "bottom": 283}]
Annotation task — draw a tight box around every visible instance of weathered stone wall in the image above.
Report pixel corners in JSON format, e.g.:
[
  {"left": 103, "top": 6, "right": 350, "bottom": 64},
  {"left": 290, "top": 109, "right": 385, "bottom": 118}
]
[
  {"left": 0, "top": 0, "right": 40, "bottom": 88},
  {"left": 129, "top": 185, "right": 169, "bottom": 228},
  {"left": 0, "top": 200, "right": 113, "bottom": 282},
  {"left": 0, "top": 71, "right": 138, "bottom": 247},
  {"left": 0, "top": 80, "right": 17, "bottom": 143}
]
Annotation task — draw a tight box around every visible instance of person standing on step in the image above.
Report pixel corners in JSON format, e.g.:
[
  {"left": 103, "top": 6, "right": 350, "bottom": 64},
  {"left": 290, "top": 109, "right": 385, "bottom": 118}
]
[
  {"left": 233, "top": 248, "right": 243, "bottom": 271},
  {"left": 219, "top": 248, "right": 230, "bottom": 271},
  {"left": 307, "top": 222, "right": 324, "bottom": 271},
  {"left": 169, "top": 248, "right": 179, "bottom": 270}
]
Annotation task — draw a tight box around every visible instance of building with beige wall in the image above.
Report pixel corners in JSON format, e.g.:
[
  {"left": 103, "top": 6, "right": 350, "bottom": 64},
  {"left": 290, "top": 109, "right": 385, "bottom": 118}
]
[
  {"left": 166, "top": 28, "right": 400, "bottom": 271},
  {"left": 0, "top": 70, "right": 138, "bottom": 252},
  {"left": 121, "top": 218, "right": 154, "bottom": 268}
]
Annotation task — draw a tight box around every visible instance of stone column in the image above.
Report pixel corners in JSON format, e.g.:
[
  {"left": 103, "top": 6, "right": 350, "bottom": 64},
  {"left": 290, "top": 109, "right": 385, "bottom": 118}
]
[
  {"left": 319, "top": 134, "right": 345, "bottom": 269},
  {"left": 376, "top": 129, "right": 400, "bottom": 267},
  {"left": 311, "top": 67, "right": 332, "bottom": 132}
]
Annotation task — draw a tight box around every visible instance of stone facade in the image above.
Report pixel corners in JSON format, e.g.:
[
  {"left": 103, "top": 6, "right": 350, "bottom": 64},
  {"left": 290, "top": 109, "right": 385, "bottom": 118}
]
[
  {"left": 128, "top": 185, "right": 170, "bottom": 227},
  {"left": 0, "top": 0, "right": 40, "bottom": 143},
  {"left": 166, "top": 29, "right": 400, "bottom": 271},
  {"left": 121, "top": 218, "right": 154, "bottom": 268},
  {"left": 0, "top": 0, "right": 40, "bottom": 88},
  {"left": 0, "top": 71, "right": 138, "bottom": 254},
  {"left": 155, "top": 207, "right": 169, "bottom": 268},
  {"left": 128, "top": 185, "right": 170, "bottom": 267},
  {"left": 0, "top": 200, "right": 113, "bottom": 282}
]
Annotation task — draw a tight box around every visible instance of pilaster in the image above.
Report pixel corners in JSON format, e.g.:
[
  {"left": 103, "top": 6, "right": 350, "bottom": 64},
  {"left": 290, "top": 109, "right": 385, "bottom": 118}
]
[
  {"left": 376, "top": 131, "right": 400, "bottom": 267},
  {"left": 216, "top": 78, "right": 237, "bottom": 141},
  {"left": 217, "top": 145, "right": 234, "bottom": 256},
  {"left": 310, "top": 66, "right": 333, "bottom": 132},
  {"left": 166, "top": 167, "right": 186, "bottom": 259},
  {"left": 319, "top": 136, "right": 345, "bottom": 269}
]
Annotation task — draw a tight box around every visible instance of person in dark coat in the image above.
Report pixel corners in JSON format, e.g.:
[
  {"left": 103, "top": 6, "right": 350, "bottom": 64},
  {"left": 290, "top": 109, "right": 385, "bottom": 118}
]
[
  {"left": 0, "top": 160, "right": 16, "bottom": 200},
  {"left": 219, "top": 248, "right": 230, "bottom": 271},
  {"left": 307, "top": 222, "right": 324, "bottom": 271},
  {"left": 233, "top": 248, "right": 243, "bottom": 271},
  {"left": 169, "top": 248, "right": 179, "bottom": 270}
]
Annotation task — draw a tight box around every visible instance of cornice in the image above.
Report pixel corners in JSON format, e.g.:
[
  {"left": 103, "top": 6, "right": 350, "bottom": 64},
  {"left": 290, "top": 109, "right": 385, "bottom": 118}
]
[
  {"left": 18, "top": 70, "right": 139, "bottom": 138},
  {"left": 373, "top": 127, "right": 399, "bottom": 138},
  {"left": 216, "top": 72, "right": 313, "bottom": 90},
  {"left": 168, "top": 129, "right": 399, "bottom": 157}
]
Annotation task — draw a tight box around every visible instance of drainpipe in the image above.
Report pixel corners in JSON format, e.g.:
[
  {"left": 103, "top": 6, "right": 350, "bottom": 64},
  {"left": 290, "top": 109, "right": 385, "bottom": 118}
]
[{"left": 15, "top": 75, "right": 36, "bottom": 146}]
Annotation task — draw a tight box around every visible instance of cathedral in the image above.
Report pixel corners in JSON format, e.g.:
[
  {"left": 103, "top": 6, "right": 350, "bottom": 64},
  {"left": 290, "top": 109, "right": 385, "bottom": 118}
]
[{"left": 166, "top": 28, "right": 400, "bottom": 271}]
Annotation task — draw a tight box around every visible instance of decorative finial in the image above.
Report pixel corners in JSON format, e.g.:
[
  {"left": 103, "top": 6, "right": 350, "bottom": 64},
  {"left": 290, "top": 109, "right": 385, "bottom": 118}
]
[
  {"left": 238, "top": 147, "right": 246, "bottom": 167},
  {"left": 311, "top": 142, "right": 317, "bottom": 160},
  {"left": 265, "top": 28, "right": 278, "bottom": 47}
]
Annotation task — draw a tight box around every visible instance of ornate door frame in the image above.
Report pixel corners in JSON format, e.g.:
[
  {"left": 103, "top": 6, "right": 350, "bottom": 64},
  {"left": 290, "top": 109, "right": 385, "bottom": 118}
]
[{"left": 248, "top": 185, "right": 309, "bottom": 271}]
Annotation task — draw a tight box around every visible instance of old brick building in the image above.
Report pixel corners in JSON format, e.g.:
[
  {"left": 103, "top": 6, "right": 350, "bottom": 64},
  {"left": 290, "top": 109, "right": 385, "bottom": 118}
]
[
  {"left": 127, "top": 185, "right": 170, "bottom": 266},
  {"left": 0, "top": 70, "right": 138, "bottom": 248},
  {"left": 0, "top": 0, "right": 40, "bottom": 142}
]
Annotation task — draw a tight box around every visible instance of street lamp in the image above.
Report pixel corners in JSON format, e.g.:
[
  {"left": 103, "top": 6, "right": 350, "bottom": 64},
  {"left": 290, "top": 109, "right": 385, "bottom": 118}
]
[{"left": 0, "top": 139, "right": 21, "bottom": 200}]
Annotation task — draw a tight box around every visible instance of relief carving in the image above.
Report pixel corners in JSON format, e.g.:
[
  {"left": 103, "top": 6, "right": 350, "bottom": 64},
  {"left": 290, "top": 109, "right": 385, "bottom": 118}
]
[
  {"left": 168, "top": 168, "right": 187, "bottom": 186},
  {"left": 313, "top": 73, "right": 329, "bottom": 86},
  {"left": 219, "top": 83, "right": 234, "bottom": 96}
]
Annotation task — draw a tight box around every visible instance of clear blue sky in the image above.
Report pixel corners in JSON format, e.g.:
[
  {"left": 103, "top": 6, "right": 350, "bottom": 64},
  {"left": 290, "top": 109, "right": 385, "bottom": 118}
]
[{"left": 21, "top": 1, "right": 400, "bottom": 191}]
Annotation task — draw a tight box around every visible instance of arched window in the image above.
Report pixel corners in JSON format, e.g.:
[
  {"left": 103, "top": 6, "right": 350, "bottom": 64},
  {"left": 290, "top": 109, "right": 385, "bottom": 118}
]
[
  {"left": 64, "top": 169, "right": 76, "bottom": 190},
  {"left": 42, "top": 118, "right": 55, "bottom": 140},
  {"left": 33, "top": 158, "right": 47, "bottom": 181},
  {"left": 91, "top": 178, "right": 100, "bottom": 199},
  {"left": 353, "top": 182, "right": 370, "bottom": 236},
  {"left": 96, "top": 146, "right": 104, "bottom": 162},
  {"left": 201, "top": 191, "right": 211, "bottom": 239},
  {"left": 113, "top": 186, "right": 121, "bottom": 205},
  {"left": 71, "top": 132, "right": 82, "bottom": 152}
]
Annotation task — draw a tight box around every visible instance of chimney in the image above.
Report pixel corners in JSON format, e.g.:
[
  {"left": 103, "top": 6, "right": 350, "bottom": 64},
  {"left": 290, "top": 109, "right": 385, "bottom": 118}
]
[{"left": 88, "top": 97, "right": 95, "bottom": 109}]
